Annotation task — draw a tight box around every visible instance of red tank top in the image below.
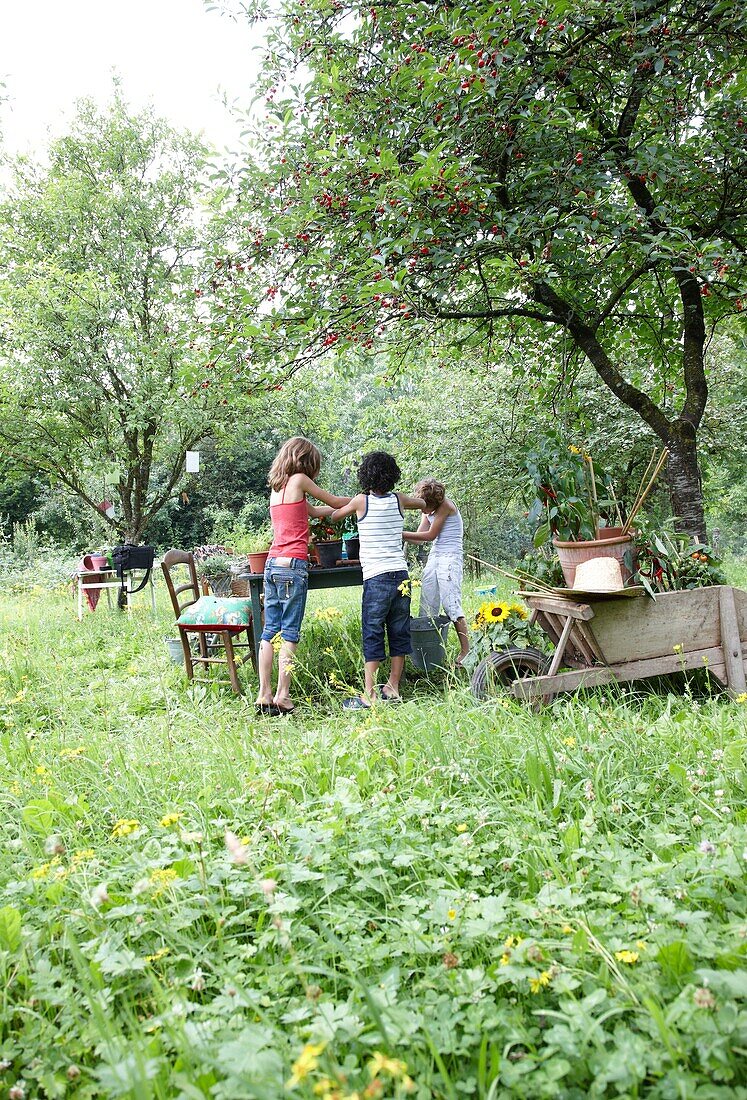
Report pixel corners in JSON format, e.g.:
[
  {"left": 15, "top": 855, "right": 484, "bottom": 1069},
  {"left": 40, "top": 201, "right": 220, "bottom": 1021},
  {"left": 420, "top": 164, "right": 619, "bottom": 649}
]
[{"left": 269, "top": 484, "right": 309, "bottom": 561}]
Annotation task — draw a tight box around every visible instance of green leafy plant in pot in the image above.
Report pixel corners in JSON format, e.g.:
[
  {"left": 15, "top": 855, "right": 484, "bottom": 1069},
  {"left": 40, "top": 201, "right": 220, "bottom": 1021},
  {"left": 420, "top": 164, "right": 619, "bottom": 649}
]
[
  {"left": 310, "top": 516, "right": 347, "bottom": 568},
  {"left": 245, "top": 524, "right": 274, "bottom": 574},
  {"left": 523, "top": 433, "right": 632, "bottom": 588},
  {"left": 195, "top": 551, "right": 235, "bottom": 596}
]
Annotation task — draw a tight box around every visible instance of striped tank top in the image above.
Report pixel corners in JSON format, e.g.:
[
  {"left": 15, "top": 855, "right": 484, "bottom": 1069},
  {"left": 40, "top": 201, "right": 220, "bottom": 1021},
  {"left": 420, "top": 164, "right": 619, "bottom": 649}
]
[
  {"left": 358, "top": 493, "right": 408, "bottom": 581},
  {"left": 427, "top": 507, "right": 463, "bottom": 555}
]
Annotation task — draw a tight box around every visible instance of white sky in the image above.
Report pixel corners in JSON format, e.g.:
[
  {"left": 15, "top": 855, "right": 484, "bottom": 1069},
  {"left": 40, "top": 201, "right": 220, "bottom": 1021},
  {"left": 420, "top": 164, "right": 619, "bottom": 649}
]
[{"left": 0, "top": 0, "right": 263, "bottom": 157}]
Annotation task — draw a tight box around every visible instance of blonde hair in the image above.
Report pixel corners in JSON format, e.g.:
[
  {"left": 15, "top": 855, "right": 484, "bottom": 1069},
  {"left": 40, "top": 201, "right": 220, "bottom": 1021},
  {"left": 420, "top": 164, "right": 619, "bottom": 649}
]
[
  {"left": 268, "top": 436, "right": 321, "bottom": 490},
  {"left": 415, "top": 478, "right": 446, "bottom": 511}
]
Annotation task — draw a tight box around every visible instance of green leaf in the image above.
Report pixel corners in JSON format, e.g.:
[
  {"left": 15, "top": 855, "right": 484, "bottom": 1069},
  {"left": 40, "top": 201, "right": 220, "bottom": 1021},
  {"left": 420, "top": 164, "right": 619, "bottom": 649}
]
[
  {"left": 0, "top": 906, "right": 22, "bottom": 953},
  {"left": 22, "top": 798, "right": 56, "bottom": 833}
]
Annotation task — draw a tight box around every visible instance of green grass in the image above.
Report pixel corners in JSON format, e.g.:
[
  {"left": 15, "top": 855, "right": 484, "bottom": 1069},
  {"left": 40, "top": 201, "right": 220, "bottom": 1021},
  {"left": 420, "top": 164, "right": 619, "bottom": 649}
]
[{"left": 0, "top": 577, "right": 746, "bottom": 1099}]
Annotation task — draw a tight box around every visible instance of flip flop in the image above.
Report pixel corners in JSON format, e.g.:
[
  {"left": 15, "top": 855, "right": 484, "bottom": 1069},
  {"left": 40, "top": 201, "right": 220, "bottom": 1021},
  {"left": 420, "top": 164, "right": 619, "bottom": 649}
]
[
  {"left": 378, "top": 686, "right": 402, "bottom": 703},
  {"left": 342, "top": 696, "right": 371, "bottom": 711},
  {"left": 275, "top": 704, "right": 295, "bottom": 715},
  {"left": 255, "top": 703, "right": 282, "bottom": 717}
]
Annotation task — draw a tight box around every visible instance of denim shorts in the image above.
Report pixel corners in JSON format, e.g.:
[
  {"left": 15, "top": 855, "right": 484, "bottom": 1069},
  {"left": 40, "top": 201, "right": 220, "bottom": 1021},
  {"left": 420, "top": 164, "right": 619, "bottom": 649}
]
[
  {"left": 261, "top": 557, "right": 309, "bottom": 644},
  {"left": 362, "top": 570, "right": 412, "bottom": 662}
]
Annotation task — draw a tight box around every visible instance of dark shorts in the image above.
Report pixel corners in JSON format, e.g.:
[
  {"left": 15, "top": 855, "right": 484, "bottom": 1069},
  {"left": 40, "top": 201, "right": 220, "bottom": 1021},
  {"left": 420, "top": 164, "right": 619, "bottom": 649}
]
[
  {"left": 261, "top": 557, "right": 309, "bottom": 644},
  {"left": 362, "top": 570, "right": 412, "bottom": 662}
]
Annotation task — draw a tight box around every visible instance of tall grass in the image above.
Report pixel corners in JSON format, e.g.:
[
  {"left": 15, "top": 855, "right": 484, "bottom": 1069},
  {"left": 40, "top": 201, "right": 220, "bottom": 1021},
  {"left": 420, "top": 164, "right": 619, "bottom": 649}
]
[{"left": 0, "top": 577, "right": 746, "bottom": 1098}]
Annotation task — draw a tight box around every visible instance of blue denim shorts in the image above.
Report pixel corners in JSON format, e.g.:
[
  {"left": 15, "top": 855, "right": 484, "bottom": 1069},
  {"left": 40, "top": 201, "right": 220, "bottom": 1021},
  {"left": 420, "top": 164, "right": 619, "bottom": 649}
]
[
  {"left": 261, "top": 557, "right": 309, "bottom": 644},
  {"left": 362, "top": 570, "right": 412, "bottom": 662}
]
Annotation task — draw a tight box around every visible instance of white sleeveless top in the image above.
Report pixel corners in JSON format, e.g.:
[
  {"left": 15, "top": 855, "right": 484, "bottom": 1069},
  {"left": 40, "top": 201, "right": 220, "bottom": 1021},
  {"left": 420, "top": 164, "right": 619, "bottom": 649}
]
[
  {"left": 358, "top": 493, "right": 408, "bottom": 581},
  {"left": 427, "top": 507, "right": 463, "bottom": 555}
]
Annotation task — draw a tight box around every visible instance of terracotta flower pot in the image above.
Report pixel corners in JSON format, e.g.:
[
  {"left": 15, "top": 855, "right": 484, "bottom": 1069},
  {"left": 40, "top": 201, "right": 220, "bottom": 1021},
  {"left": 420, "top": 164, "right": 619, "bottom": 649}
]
[
  {"left": 553, "top": 528, "right": 635, "bottom": 588},
  {"left": 248, "top": 551, "right": 269, "bottom": 574}
]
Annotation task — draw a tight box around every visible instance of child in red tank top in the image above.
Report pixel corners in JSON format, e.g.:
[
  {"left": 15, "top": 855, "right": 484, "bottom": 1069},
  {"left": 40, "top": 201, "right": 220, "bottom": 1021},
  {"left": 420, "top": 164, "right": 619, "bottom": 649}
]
[{"left": 256, "top": 437, "right": 349, "bottom": 717}]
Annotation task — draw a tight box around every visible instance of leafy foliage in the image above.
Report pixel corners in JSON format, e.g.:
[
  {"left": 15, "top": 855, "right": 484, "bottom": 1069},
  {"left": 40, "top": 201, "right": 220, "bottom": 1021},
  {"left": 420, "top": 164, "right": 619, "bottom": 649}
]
[
  {"left": 1, "top": 581, "right": 747, "bottom": 1095},
  {"left": 213, "top": 0, "right": 747, "bottom": 536},
  {"left": 0, "top": 92, "right": 222, "bottom": 542}
]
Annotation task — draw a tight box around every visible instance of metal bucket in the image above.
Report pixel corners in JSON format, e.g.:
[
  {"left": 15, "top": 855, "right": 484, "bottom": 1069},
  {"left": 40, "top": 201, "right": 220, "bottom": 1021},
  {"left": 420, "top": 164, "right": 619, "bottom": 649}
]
[{"left": 409, "top": 615, "right": 451, "bottom": 674}]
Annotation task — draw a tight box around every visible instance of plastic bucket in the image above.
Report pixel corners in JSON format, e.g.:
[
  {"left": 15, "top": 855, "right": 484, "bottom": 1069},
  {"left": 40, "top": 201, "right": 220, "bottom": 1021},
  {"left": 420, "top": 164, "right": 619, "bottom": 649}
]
[{"left": 409, "top": 615, "right": 451, "bottom": 674}]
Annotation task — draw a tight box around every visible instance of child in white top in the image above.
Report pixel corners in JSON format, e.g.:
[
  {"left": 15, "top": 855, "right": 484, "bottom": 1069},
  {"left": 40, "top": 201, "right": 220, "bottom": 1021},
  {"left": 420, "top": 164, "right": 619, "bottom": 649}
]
[
  {"left": 403, "top": 479, "right": 469, "bottom": 667},
  {"left": 330, "top": 451, "right": 425, "bottom": 706}
]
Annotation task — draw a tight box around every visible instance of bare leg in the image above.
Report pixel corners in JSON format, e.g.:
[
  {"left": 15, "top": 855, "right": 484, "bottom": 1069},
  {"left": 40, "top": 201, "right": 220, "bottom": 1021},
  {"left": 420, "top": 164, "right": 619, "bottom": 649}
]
[
  {"left": 273, "top": 640, "right": 298, "bottom": 710},
  {"left": 255, "top": 640, "right": 275, "bottom": 705},
  {"left": 363, "top": 659, "right": 381, "bottom": 704},
  {"left": 383, "top": 655, "right": 405, "bottom": 699},
  {"left": 454, "top": 617, "right": 470, "bottom": 665}
]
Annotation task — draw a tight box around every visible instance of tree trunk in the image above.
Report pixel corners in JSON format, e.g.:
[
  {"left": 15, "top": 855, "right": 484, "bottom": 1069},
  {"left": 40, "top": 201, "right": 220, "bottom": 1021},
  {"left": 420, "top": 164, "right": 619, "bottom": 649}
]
[{"left": 665, "top": 422, "right": 706, "bottom": 542}]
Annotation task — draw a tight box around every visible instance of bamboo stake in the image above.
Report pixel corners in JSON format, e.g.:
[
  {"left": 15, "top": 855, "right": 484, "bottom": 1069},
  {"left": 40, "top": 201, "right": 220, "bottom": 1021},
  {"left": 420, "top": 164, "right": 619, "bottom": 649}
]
[
  {"left": 586, "top": 455, "right": 599, "bottom": 534},
  {"left": 622, "top": 448, "right": 669, "bottom": 535},
  {"left": 608, "top": 483, "right": 624, "bottom": 528},
  {"left": 466, "top": 554, "right": 557, "bottom": 593},
  {"left": 632, "top": 447, "right": 658, "bottom": 513}
]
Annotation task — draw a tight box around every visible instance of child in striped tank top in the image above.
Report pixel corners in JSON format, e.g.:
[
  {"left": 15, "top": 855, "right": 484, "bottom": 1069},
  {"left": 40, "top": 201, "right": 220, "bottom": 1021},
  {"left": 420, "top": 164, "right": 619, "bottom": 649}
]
[{"left": 330, "top": 451, "right": 426, "bottom": 708}]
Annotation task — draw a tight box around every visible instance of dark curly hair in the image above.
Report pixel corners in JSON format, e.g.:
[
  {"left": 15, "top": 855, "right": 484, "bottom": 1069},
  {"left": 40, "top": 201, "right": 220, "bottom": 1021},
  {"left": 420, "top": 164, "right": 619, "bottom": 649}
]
[{"left": 358, "top": 451, "right": 401, "bottom": 494}]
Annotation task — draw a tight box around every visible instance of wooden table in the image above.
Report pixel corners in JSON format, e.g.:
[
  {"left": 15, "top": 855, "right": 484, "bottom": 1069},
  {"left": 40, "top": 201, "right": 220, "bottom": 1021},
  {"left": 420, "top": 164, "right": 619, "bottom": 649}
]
[{"left": 236, "top": 563, "right": 364, "bottom": 664}]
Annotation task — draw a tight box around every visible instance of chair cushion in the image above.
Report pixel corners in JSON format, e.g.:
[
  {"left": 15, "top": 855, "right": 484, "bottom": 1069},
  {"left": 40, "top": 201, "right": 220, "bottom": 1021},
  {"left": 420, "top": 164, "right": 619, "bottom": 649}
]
[{"left": 177, "top": 596, "right": 252, "bottom": 631}]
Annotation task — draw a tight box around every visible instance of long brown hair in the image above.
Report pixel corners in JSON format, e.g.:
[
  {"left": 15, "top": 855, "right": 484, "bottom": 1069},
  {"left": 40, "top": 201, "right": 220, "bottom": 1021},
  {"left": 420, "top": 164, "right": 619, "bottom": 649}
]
[
  {"left": 268, "top": 436, "right": 322, "bottom": 490},
  {"left": 415, "top": 478, "right": 446, "bottom": 511}
]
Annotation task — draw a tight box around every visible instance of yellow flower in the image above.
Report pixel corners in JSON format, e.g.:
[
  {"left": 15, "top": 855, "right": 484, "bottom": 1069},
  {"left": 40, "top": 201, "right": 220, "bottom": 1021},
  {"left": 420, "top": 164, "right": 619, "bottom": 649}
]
[
  {"left": 735, "top": 693, "right": 747, "bottom": 704},
  {"left": 615, "top": 949, "right": 639, "bottom": 964},
  {"left": 145, "top": 947, "right": 170, "bottom": 963},
  {"left": 500, "top": 953, "right": 511, "bottom": 966},
  {"left": 561, "top": 924, "right": 574, "bottom": 934},
  {"left": 447, "top": 908, "right": 457, "bottom": 920},
  {"left": 673, "top": 643, "right": 683, "bottom": 654},
  {"left": 529, "top": 970, "right": 552, "bottom": 993},
  {"left": 568, "top": 444, "right": 582, "bottom": 455},
  {"left": 149, "top": 868, "right": 179, "bottom": 897},
  {"left": 504, "top": 935, "right": 523, "bottom": 950},
  {"left": 368, "top": 1051, "right": 409, "bottom": 1078},
  {"left": 397, "top": 579, "right": 412, "bottom": 597},
  {"left": 35, "top": 765, "right": 48, "bottom": 776},
  {"left": 287, "top": 1041, "right": 326, "bottom": 1088},
  {"left": 72, "top": 849, "right": 96, "bottom": 865},
  {"left": 111, "top": 818, "right": 140, "bottom": 838},
  {"left": 160, "top": 812, "right": 183, "bottom": 827},
  {"left": 272, "top": 633, "right": 282, "bottom": 653},
  {"left": 455, "top": 823, "right": 468, "bottom": 834},
  {"left": 480, "top": 601, "right": 509, "bottom": 623},
  {"left": 635, "top": 940, "right": 648, "bottom": 951},
  {"left": 59, "top": 746, "right": 85, "bottom": 759},
  {"left": 563, "top": 736, "right": 576, "bottom": 747}
]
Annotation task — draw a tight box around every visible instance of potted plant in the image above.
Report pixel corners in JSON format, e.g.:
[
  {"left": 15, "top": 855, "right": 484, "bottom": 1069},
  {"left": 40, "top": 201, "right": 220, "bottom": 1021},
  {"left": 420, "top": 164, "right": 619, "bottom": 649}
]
[
  {"left": 343, "top": 515, "right": 360, "bottom": 562},
  {"left": 245, "top": 524, "right": 274, "bottom": 574},
  {"left": 310, "top": 516, "right": 347, "bottom": 568},
  {"left": 195, "top": 551, "right": 236, "bottom": 596},
  {"left": 523, "top": 434, "right": 634, "bottom": 588}
]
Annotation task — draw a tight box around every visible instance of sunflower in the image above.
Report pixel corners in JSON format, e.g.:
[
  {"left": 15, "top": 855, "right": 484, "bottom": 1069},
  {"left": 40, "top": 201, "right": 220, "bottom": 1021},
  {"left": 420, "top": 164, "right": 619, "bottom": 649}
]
[{"left": 480, "top": 601, "right": 510, "bottom": 623}]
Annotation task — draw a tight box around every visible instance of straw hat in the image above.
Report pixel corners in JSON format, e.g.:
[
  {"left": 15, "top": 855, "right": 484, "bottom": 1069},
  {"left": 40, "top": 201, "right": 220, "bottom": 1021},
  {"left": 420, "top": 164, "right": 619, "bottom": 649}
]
[{"left": 573, "top": 556, "right": 624, "bottom": 593}]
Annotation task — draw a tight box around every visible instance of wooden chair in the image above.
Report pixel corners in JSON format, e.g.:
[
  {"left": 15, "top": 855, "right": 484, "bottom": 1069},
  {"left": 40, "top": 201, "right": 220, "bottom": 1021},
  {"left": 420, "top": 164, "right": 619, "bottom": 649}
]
[{"left": 161, "top": 549, "right": 256, "bottom": 695}]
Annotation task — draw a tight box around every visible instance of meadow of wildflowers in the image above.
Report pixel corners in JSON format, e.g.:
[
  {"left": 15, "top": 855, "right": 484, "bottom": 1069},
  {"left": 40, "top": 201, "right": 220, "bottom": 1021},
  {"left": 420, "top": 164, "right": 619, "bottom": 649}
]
[{"left": 0, "top": 581, "right": 746, "bottom": 1098}]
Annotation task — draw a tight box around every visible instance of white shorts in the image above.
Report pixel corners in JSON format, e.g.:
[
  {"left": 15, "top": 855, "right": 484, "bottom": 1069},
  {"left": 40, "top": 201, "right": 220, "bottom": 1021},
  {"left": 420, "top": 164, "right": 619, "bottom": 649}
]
[{"left": 419, "top": 553, "right": 464, "bottom": 622}]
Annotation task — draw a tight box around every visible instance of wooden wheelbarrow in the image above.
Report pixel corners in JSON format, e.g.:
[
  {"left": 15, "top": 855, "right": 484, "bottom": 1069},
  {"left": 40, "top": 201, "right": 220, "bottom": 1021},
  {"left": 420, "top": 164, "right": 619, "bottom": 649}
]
[{"left": 471, "top": 585, "right": 747, "bottom": 704}]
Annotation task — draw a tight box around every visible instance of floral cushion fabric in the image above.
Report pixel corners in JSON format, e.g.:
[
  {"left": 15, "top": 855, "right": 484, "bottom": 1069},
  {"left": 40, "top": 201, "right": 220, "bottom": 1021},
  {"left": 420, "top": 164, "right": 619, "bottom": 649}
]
[{"left": 177, "top": 596, "right": 252, "bottom": 631}]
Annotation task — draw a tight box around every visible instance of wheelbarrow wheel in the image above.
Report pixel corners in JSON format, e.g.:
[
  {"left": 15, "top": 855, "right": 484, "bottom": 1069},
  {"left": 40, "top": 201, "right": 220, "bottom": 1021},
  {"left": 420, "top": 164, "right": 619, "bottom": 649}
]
[{"left": 470, "top": 647, "right": 549, "bottom": 700}]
